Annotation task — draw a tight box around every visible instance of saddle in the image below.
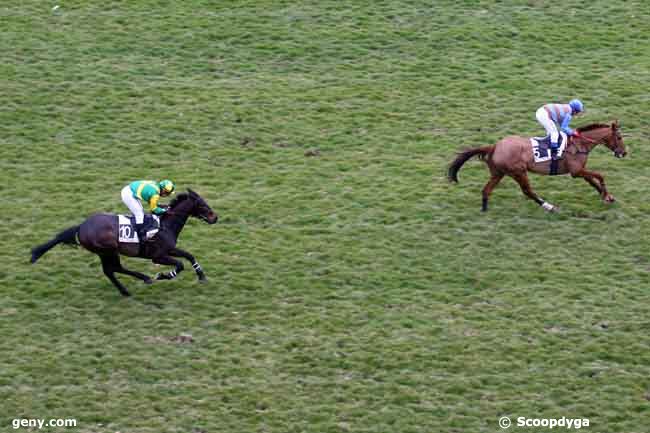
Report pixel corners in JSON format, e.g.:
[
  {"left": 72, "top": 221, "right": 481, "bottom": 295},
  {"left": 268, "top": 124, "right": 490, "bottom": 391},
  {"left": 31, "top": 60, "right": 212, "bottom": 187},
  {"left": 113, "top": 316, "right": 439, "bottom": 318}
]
[
  {"left": 118, "top": 214, "right": 161, "bottom": 243},
  {"left": 531, "top": 132, "right": 568, "bottom": 162}
]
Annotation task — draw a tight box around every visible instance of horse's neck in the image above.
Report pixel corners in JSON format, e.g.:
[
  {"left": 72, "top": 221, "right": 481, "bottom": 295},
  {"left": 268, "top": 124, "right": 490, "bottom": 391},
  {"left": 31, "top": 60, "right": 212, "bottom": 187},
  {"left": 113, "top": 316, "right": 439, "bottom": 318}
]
[
  {"left": 581, "top": 128, "right": 608, "bottom": 148},
  {"left": 162, "top": 204, "right": 192, "bottom": 236}
]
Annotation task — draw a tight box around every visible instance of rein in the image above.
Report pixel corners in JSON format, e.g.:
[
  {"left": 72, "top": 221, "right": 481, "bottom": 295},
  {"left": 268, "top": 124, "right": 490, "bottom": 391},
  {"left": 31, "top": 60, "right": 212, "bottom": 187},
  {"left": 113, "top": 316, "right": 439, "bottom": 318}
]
[
  {"left": 577, "top": 135, "right": 597, "bottom": 144},
  {"left": 159, "top": 197, "right": 193, "bottom": 230},
  {"left": 572, "top": 132, "right": 601, "bottom": 155}
]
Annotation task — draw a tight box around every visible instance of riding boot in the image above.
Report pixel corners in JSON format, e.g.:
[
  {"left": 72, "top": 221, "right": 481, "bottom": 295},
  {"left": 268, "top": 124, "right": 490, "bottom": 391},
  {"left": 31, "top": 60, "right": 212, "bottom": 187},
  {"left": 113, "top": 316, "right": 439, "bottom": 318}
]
[
  {"left": 549, "top": 146, "right": 560, "bottom": 175},
  {"left": 135, "top": 223, "right": 148, "bottom": 244},
  {"left": 550, "top": 144, "right": 560, "bottom": 160}
]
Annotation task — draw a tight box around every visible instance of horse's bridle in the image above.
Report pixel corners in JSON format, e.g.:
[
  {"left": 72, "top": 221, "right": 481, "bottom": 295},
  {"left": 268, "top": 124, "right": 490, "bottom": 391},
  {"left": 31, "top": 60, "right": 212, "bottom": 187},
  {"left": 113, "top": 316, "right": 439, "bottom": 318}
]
[
  {"left": 163, "top": 194, "right": 215, "bottom": 223},
  {"left": 611, "top": 127, "right": 622, "bottom": 150},
  {"left": 575, "top": 126, "right": 623, "bottom": 157}
]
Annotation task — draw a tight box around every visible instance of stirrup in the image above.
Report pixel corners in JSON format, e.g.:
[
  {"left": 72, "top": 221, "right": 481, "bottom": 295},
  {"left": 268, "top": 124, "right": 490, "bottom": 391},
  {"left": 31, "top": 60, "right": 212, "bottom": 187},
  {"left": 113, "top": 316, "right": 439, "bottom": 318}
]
[
  {"left": 136, "top": 228, "right": 148, "bottom": 243},
  {"left": 550, "top": 146, "right": 560, "bottom": 160}
]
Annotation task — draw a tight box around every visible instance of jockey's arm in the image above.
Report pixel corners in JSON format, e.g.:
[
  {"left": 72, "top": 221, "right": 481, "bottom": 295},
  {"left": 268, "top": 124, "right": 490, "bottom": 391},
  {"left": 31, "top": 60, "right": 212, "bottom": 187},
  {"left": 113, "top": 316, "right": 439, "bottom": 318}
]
[
  {"left": 148, "top": 195, "right": 167, "bottom": 215},
  {"left": 560, "top": 114, "right": 576, "bottom": 135}
]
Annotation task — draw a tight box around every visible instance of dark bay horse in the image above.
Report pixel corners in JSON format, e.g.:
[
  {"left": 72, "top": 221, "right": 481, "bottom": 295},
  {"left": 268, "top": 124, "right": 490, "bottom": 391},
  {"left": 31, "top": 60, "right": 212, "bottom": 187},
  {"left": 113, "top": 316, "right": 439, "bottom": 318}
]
[
  {"left": 448, "top": 121, "right": 626, "bottom": 212},
  {"left": 31, "top": 189, "right": 218, "bottom": 296}
]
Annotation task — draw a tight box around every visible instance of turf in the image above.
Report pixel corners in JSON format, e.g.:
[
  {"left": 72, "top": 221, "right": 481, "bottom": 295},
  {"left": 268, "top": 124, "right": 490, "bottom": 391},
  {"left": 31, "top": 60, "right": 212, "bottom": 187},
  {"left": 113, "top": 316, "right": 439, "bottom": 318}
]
[{"left": 2, "top": 1, "right": 649, "bottom": 432}]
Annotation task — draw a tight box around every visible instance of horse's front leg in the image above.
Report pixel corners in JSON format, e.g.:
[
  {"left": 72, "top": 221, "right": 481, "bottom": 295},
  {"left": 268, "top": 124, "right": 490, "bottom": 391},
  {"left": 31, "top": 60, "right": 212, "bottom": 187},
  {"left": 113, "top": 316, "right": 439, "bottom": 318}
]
[
  {"left": 153, "top": 255, "right": 184, "bottom": 280},
  {"left": 572, "top": 168, "right": 614, "bottom": 203},
  {"left": 170, "top": 248, "right": 207, "bottom": 282}
]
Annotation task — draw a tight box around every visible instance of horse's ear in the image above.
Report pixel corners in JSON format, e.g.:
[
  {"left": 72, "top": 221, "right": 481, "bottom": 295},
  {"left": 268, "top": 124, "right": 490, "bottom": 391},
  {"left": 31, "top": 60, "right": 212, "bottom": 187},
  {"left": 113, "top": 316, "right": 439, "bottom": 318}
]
[
  {"left": 187, "top": 188, "right": 197, "bottom": 196},
  {"left": 613, "top": 119, "right": 619, "bottom": 129}
]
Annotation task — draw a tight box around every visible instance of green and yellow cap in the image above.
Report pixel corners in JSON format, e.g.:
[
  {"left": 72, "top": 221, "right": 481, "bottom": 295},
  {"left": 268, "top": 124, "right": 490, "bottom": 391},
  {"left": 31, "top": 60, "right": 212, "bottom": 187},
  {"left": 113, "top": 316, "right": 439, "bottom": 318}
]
[{"left": 159, "top": 179, "right": 175, "bottom": 194}]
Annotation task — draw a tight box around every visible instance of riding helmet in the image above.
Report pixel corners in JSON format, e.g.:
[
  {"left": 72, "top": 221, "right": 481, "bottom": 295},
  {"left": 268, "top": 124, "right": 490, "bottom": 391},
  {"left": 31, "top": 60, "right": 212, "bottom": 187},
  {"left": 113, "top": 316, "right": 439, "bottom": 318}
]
[
  {"left": 569, "top": 99, "right": 584, "bottom": 113},
  {"left": 159, "top": 179, "right": 175, "bottom": 194}
]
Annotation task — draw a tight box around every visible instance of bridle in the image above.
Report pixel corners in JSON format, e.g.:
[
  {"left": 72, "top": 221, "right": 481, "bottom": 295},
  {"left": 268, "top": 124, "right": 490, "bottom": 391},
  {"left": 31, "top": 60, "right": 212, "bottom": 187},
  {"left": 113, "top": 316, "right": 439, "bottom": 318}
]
[
  {"left": 198, "top": 214, "right": 212, "bottom": 223},
  {"left": 163, "top": 193, "right": 215, "bottom": 223},
  {"left": 574, "top": 125, "right": 623, "bottom": 156},
  {"left": 611, "top": 127, "right": 622, "bottom": 150}
]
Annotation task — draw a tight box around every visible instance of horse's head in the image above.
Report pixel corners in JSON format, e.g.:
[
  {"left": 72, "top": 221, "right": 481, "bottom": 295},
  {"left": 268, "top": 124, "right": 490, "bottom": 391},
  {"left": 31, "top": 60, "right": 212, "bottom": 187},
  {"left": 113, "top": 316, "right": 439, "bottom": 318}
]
[
  {"left": 606, "top": 120, "right": 626, "bottom": 158},
  {"left": 187, "top": 189, "right": 219, "bottom": 224},
  {"left": 167, "top": 189, "right": 219, "bottom": 224},
  {"left": 577, "top": 121, "right": 626, "bottom": 158}
]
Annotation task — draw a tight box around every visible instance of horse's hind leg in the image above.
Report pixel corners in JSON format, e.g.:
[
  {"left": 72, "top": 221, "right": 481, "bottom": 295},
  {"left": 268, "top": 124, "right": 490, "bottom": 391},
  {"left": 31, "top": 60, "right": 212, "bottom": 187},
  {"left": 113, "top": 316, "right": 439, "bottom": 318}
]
[
  {"left": 100, "top": 254, "right": 131, "bottom": 297},
  {"left": 481, "top": 174, "right": 504, "bottom": 212},
  {"left": 512, "top": 173, "right": 557, "bottom": 212},
  {"left": 113, "top": 258, "right": 153, "bottom": 285}
]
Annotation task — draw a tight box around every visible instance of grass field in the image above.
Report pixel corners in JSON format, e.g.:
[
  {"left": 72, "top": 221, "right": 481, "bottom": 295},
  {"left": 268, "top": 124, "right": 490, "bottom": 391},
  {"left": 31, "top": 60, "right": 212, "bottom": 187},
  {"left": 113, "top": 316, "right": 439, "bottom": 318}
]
[{"left": 2, "top": 1, "right": 650, "bottom": 432}]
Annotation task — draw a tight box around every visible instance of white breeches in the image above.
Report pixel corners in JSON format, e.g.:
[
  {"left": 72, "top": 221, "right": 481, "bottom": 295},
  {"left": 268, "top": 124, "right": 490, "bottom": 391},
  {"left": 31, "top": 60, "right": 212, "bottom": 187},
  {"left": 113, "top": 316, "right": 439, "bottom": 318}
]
[
  {"left": 121, "top": 186, "right": 144, "bottom": 224},
  {"left": 536, "top": 107, "right": 559, "bottom": 144}
]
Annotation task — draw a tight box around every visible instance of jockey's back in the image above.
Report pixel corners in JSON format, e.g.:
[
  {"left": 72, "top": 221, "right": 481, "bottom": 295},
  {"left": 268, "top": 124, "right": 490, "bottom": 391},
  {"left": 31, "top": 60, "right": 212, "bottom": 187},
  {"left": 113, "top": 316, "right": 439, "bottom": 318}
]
[
  {"left": 543, "top": 103, "right": 573, "bottom": 132},
  {"left": 129, "top": 180, "right": 160, "bottom": 202},
  {"left": 128, "top": 180, "right": 168, "bottom": 216}
]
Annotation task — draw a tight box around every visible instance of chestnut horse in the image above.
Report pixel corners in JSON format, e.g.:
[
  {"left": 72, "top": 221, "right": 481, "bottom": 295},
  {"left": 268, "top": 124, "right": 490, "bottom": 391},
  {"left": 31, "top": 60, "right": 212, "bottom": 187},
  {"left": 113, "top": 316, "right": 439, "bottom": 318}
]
[{"left": 448, "top": 121, "right": 626, "bottom": 212}]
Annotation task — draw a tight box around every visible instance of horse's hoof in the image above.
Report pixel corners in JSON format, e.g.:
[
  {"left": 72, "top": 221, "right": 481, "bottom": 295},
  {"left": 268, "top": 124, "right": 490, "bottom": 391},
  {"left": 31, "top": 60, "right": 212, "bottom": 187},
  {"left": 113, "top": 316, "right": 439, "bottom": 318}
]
[
  {"left": 542, "top": 202, "right": 557, "bottom": 212},
  {"left": 199, "top": 278, "right": 208, "bottom": 284},
  {"left": 144, "top": 278, "right": 153, "bottom": 285},
  {"left": 155, "top": 272, "right": 166, "bottom": 281},
  {"left": 604, "top": 195, "right": 616, "bottom": 203}
]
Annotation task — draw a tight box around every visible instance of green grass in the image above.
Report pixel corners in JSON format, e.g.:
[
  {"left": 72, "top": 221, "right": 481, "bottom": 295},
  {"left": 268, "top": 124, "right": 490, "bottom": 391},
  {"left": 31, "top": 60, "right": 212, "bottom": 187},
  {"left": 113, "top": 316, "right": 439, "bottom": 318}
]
[{"left": 2, "top": 1, "right": 650, "bottom": 432}]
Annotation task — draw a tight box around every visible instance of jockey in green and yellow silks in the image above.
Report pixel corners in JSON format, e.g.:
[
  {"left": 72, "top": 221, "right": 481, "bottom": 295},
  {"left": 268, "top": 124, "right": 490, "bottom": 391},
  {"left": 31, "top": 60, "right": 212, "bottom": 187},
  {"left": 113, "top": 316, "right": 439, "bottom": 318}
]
[
  {"left": 129, "top": 180, "right": 174, "bottom": 215},
  {"left": 121, "top": 180, "right": 175, "bottom": 242}
]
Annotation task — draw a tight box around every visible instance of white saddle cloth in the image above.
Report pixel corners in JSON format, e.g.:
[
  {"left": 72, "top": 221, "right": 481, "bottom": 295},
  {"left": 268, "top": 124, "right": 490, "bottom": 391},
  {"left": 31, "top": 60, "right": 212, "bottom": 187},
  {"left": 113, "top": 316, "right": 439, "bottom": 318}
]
[{"left": 118, "top": 215, "right": 160, "bottom": 243}]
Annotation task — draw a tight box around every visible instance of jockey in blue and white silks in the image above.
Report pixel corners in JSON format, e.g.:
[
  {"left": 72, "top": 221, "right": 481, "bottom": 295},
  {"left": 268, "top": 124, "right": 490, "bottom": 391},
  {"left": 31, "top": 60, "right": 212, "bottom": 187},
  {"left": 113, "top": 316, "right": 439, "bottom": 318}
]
[{"left": 535, "top": 99, "right": 584, "bottom": 159}]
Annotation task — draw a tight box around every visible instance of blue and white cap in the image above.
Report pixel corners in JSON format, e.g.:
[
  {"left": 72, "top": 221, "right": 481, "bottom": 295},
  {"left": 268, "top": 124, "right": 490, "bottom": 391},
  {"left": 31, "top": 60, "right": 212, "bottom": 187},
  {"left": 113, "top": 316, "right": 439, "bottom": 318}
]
[{"left": 569, "top": 99, "right": 584, "bottom": 113}]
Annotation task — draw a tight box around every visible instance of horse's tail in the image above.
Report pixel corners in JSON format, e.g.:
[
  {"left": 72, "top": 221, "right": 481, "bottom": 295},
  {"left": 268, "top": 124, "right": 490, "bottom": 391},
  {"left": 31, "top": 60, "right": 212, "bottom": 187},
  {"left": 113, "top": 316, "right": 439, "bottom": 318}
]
[
  {"left": 447, "top": 146, "right": 495, "bottom": 183},
  {"left": 30, "top": 225, "right": 80, "bottom": 264}
]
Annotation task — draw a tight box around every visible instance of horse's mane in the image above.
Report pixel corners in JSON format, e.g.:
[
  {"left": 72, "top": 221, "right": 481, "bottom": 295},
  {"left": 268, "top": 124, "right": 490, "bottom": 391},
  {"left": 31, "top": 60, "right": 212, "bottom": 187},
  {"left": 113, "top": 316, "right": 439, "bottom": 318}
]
[
  {"left": 577, "top": 123, "right": 610, "bottom": 132},
  {"left": 167, "top": 192, "right": 190, "bottom": 209}
]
